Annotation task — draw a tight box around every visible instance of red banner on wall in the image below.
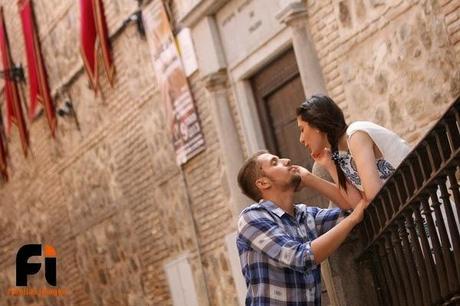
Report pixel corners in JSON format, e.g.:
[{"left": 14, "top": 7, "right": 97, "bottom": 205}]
[
  {"left": 0, "top": 7, "right": 28, "bottom": 157},
  {"left": 0, "top": 112, "right": 8, "bottom": 181},
  {"left": 80, "top": 0, "right": 114, "bottom": 92},
  {"left": 18, "top": 0, "right": 57, "bottom": 137},
  {"left": 143, "top": 1, "right": 205, "bottom": 165}
]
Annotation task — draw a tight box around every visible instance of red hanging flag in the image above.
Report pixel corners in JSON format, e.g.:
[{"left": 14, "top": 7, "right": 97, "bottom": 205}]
[
  {"left": 0, "top": 112, "right": 8, "bottom": 181},
  {"left": 18, "top": 0, "right": 56, "bottom": 137},
  {"left": 80, "top": 0, "right": 114, "bottom": 92},
  {"left": 0, "top": 7, "right": 29, "bottom": 157}
]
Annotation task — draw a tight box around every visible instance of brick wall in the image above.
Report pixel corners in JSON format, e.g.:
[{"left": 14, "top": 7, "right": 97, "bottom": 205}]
[
  {"left": 441, "top": 0, "right": 460, "bottom": 60},
  {"left": 0, "top": 0, "right": 234, "bottom": 305}
]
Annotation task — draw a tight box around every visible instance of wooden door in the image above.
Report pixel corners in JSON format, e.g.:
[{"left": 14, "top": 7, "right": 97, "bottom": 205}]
[{"left": 251, "top": 48, "right": 328, "bottom": 206}]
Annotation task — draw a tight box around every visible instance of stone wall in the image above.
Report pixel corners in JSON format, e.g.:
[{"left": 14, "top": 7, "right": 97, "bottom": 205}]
[
  {"left": 307, "top": 0, "right": 460, "bottom": 145},
  {"left": 306, "top": 0, "right": 460, "bottom": 304},
  {"left": 340, "top": 0, "right": 457, "bottom": 143}
]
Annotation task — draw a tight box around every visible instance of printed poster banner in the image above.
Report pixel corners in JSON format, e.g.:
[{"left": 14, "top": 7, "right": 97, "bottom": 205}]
[{"left": 143, "top": 1, "right": 205, "bottom": 165}]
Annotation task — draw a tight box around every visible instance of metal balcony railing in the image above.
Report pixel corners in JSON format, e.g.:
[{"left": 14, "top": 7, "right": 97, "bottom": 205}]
[{"left": 358, "top": 97, "right": 460, "bottom": 306}]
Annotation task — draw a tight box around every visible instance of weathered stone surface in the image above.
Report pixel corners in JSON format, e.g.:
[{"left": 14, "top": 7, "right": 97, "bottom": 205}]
[{"left": 339, "top": 4, "right": 458, "bottom": 138}]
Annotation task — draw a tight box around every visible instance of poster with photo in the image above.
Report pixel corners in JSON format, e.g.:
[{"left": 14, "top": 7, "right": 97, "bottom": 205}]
[{"left": 143, "top": 1, "right": 205, "bottom": 165}]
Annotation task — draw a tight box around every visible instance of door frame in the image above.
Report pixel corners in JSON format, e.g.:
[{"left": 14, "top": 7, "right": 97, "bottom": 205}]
[
  {"left": 225, "top": 23, "right": 340, "bottom": 306},
  {"left": 250, "top": 48, "right": 301, "bottom": 156},
  {"left": 228, "top": 27, "right": 293, "bottom": 154}
]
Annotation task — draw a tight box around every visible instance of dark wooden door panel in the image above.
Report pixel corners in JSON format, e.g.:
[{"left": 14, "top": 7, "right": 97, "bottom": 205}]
[
  {"left": 266, "top": 77, "right": 304, "bottom": 130},
  {"left": 251, "top": 48, "right": 319, "bottom": 205},
  {"left": 273, "top": 120, "right": 313, "bottom": 169}
]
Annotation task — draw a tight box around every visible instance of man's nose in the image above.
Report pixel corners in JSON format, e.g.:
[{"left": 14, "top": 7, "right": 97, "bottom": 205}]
[
  {"left": 299, "top": 134, "right": 304, "bottom": 144},
  {"left": 282, "top": 158, "right": 291, "bottom": 166}
]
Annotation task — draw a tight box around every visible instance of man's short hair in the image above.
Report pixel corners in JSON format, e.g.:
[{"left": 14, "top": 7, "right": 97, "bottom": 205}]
[{"left": 237, "top": 150, "right": 268, "bottom": 202}]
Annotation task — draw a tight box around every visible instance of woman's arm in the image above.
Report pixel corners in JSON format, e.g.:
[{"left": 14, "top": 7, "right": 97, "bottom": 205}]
[
  {"left": 310, "top": 148, "right": 364, "bottom": 208},
  {"left": 348, "top": 131, "right": 384, "bottom": 202},
  {"left": 321, "top": 160, "right": 364, "bottom": 208},
  {"left": 295, "top": 167, "right": 353, "bottom": 210}
]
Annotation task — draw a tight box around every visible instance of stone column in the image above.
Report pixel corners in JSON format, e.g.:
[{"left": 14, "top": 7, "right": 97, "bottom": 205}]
[
  {"left": 192, "top": 16, "right": 247, "bottom": 218},
  {"left": 202, "top": 71, "right": 247, "bottom": 217},
  {"left": 192, "top": 17, "right": 248, "bottom": 305},
  {"left": 277, "top": 1, "right": 327, "bottom": 97}
]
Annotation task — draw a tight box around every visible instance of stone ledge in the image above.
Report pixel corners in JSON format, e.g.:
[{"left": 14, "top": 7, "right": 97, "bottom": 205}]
[
  {"left": 276, "top": 1, "right": 307, "bottom": 24},
  {"left": 179, "top": 0, "right": 228, "bottom": 28}
]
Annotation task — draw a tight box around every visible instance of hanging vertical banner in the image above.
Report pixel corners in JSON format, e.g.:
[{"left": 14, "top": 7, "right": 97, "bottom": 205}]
[
  {"left": 0, "top": 110, "right": 8, "bottom": 181},
  {"left": 0, "top": 108, "right": 8, "bottom": 181},
  {"left": 80, "top": 0, "right": 115, "bottom": 92},
  {"left": 0, "top": 7, "right": 28, "bottom": 157},
  {"left": 18, "top": 0, "right": 57, "bottom": 137},
  {"left": 143, "top": 1, "right": 205, "bottom": 165},
  {"left": 0, "top": 137, "right": 7, "bottom": 181}
]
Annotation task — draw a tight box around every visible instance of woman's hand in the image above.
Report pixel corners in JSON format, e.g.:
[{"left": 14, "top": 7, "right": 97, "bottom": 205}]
[
  {"left": 291, "top": 165, "right": 354, "bottom": 210},
  {"left": 312, "top": 148, "right": 335, "bottom": 170},
  {"left": 291, "top": 165, "right": 312, "bottom": 189}
]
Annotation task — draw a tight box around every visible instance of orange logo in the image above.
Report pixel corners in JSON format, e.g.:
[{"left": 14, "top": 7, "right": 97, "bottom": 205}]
[{"left": 7, "top": 244, "right": 68, "bottom": 297}]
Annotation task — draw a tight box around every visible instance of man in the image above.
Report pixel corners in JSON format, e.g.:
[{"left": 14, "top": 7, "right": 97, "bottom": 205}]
[{"left": 236, "top": 151, "right": 367, "bottom": 306}]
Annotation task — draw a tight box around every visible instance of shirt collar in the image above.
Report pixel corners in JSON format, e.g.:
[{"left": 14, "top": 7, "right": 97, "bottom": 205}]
[{"left": 259, "top": 200, "right": 287, "bottom": 218}]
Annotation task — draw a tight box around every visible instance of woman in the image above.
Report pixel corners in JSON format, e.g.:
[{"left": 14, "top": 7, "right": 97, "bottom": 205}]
[{"left": 296, "top": 95, "right": 411, "bottom": 208}]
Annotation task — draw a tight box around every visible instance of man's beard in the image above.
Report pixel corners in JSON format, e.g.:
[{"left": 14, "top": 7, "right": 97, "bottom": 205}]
[
  {"left": 264, "top": 173, "right": 301, "bottom": 192},
  {"left": 291, "top": 174, "right": 302, "bottom": 192}
]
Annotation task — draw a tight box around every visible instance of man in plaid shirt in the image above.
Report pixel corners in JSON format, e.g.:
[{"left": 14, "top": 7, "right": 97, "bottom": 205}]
[{"left": 237, "top": 151, "right": 367, "bottom": 306}]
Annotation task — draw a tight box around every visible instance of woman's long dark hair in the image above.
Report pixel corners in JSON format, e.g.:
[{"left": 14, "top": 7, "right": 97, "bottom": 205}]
[{"left": 296, "top": 95, "right": 349, "bottom": 190}]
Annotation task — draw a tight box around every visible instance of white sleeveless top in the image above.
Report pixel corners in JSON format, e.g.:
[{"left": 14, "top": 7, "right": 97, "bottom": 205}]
[{"left": 333, "top": 121, "right": 411, "bottom": 191}]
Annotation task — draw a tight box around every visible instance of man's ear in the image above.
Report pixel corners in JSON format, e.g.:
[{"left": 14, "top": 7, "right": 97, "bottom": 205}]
[{"left": 255, "top": 177, "right": 271, "bottom": 191}]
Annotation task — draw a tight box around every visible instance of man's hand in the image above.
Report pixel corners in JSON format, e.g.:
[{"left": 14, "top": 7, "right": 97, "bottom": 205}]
[
  {"left": 310, "top": 198, "right": 368, "bottom": 264},
  {"left": 348, "top": 199, "right": 369, "bottom": 225}
]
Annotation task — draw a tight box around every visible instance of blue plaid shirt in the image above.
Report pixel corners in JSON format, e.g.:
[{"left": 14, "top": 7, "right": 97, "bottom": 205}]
[{"left": 237, "top": 200, "right": 342, "bottom": 306}]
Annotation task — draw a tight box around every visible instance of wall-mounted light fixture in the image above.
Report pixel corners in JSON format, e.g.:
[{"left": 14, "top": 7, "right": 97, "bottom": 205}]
[
  {"left": 0, "top": 63, "right": 25, "bottom": 83},
  {"left": 57, "top": 99, "right": 80, "bottom": 131},
  {"left": 123, "top": 10, "right": 145, "bottom": 38},
  {"left": 0, "top": 63, "right": 29, "bottom": 118},
  {"left": 57, "top": 100, "right": 73, "bottom": 116}
]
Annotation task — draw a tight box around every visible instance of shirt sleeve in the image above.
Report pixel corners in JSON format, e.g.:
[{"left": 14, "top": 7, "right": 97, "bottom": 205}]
[
  {"left": 237, "top": 209, "right": 316, "bottom": 273},
  {"left": 310, "top": 207, "right": 343, "bottom": 236}
]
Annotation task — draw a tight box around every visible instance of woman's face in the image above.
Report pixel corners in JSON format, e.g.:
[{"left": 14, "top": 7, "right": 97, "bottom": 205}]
[{"left": 297, "top": 116, "right": 328, "bottom": 157}]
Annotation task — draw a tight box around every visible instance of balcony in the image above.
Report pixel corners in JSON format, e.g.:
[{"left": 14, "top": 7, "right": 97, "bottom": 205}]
[{"left": 355, "top": 96, "right": 460, "bottom": 306}]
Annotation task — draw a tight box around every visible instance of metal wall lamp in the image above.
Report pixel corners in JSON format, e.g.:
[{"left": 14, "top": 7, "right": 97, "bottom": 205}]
[
  {"left": 0, "top": 63, "right": 25, "bottom": 83},
  {"left": 57, "top": 96, "right": 81, "bottom": 131},
  {"left": 123, "top": 9, "right": 145, "bottom": 38}
]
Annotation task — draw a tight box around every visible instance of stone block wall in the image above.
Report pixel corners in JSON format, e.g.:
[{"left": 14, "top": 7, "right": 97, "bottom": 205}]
[
  {"left": 305, "top": 1, "right": 460, "bottom": 304},
  {"left": 306, "top": 0, "right": 460, "bottom": 145}
]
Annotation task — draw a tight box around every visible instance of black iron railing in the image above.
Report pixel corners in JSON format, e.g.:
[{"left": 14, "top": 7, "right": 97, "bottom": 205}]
[{"left": 359, "top": 97, "right": 460, "bottom": 306}]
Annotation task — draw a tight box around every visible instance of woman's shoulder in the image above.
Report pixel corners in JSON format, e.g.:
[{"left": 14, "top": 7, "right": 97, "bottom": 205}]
[
  {"left": 346, "top": 121, "right": 382, "bottom": 136},
  {"left": 346, "top": 121, "right": 411, "bottom": 166}
]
